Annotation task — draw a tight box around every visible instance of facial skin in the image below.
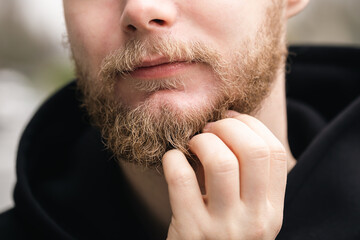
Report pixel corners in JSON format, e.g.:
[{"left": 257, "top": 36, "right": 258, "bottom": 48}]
[
  {"left": 63, "top": 0, "right": 309, "bottom": 238},
  {"left": 65, "top": 0, "right": 287, "bottom": 168}
]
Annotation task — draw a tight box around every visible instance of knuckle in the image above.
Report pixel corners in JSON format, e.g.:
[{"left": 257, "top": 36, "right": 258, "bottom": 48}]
[
  {"left": 189, "top": 132, "right": 216, "bottom": 147},
  {"left": 270, "top": 147, "right": 287, "bottom": 162},
  {"left": 272, "top": 215, "right": 284, "bottom": 235},
  {"left": 201, "top": 222, "right": 235, "bottom": 240},
  {"left": 168, "top": 168, "right": 194, "bottom": 187},
  {"left": 234, "top": 113, "right": 253, "bottom": 122},
  {"left": 215, "top": 118, "right": 239, "bottom": 129},
  {"left": 189, "top": 133, "right": 202, "bottom": 143},
  {"left": 163, "top": 149, "right": 181, "bottom": 161},
  {"left": 207, "top": 152, "right": 238, "bottom": 174},
  {"left": 251, "top": 226, "right": 266, "bottom": 239},
  {"left": 169, "top": 217, "right": 205, "bottom": 240},
  {"left": 248, "top": 217, "right": 268, "bottom": 239},
  {"left": 246, "top": 207, "right": 284, "bottom": 240},
  {"left": 222, "top": 222, "right": 243, "bottom": 240},
  {"left": 245, "top": 144, "right": 270, "bottom": 161},
  {"left": 269, "top": 208, "right": 284, "bottom": 234}
]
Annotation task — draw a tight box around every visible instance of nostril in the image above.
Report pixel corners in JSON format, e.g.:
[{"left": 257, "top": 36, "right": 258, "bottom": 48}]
[
  {"left": 150, "top": 19, "right": 165, "bottom": 26},
  {"left": 126, "top": 24, "right": 137, "bottom": 31}
]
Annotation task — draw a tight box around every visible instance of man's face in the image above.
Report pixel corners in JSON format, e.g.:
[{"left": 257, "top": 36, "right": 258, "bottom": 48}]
[{"left": 63, "top": 0, "right": 287, "bottom": 168}]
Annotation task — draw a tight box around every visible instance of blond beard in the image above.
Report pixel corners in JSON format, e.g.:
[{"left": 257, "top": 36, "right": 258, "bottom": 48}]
[{"left": 74, "top": 2, "right": 287, "bottom": 169}]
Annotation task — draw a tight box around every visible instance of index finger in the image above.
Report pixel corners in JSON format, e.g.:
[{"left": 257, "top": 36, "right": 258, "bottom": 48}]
[{"left": 162, "top": 149, "right": 206, "bottom": 219}]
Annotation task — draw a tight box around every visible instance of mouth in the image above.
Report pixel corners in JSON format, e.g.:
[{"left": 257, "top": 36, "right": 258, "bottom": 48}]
[{"left": 130, "top": 56, "right": 193, "bottom": 80}]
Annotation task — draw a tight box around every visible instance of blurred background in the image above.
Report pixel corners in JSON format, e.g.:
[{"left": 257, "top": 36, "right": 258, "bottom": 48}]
[{"left": 0, "top": 0, "right": 360, "bottom": 211}]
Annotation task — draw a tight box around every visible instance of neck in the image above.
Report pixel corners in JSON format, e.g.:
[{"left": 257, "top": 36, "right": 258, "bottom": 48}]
[
  {"left": 253, "top": 67, "right": 297, "bottom": 172},
  {"left": 119, "top": 68, "right": 296, "bottom": 235},
  {"left": 119, "top": 160, "right": 172, "bottom": 238}
]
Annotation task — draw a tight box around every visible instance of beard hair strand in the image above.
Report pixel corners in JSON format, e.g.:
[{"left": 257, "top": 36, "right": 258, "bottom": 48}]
[{"left": 74, "top": 2, "right": 287, "bottom": 169}]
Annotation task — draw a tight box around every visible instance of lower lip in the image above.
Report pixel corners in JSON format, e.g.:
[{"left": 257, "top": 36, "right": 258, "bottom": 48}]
[{"left": 130, "top": 62, "right": 192, "bottom": 79}]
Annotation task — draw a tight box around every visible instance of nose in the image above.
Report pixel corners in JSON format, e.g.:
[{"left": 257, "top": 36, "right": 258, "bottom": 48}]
[{"left": 121, "top": 0, "right": 177, "bottom": 34}]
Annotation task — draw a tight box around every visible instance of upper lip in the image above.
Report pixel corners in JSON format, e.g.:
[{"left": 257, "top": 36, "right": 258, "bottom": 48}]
[{"left": 136, "top": 56, "right": 187, "bottom": 68}]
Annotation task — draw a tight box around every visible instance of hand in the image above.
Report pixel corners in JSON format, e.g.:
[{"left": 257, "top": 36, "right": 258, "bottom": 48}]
[{"left": 162, "top": 112, "right": 287, "bottom": 240}]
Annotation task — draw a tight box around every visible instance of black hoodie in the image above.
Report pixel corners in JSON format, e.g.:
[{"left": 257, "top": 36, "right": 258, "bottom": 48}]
[{"left": 0, "top": 46, "right": 360, "bottom": 240}]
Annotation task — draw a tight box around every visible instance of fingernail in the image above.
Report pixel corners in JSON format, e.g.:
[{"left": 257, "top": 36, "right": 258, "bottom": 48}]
[
  {"left": 226, "top": 110, "right": 240, "bottom": 118},
  {"left": 202, "top": 122, "right": 214, "bottom": 132}
]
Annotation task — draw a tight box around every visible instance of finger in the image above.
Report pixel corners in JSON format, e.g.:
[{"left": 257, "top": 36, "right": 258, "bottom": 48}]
[
  {"left": 162, "top": 149, "right": 206, "bottom": 219},
  {"left": 203, "top": 118, "right": 269, "bottom": 208},
  {"left": 229, "top": 113, "right": 287, "bottom": 208},
  {"left": 189, "top": 133, "right": 240, "bottom": 215}
]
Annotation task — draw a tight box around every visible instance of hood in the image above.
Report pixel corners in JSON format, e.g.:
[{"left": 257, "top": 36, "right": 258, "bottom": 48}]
[
  {"left": 280, "top": 46, "right": 360, "bottom": 239},
  {"left": 11, "top": 46, "right": 360, "bottom": 239}
]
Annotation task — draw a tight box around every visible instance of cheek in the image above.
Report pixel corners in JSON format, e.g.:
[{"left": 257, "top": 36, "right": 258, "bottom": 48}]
[
  {"left": 65, "top": 1, "right": 123, "bottom": 75},
  {"left": 180, "top": 0, "right": 266, "bottom": 50}
]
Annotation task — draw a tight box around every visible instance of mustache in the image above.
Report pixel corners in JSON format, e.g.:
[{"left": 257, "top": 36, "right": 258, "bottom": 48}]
[{"left": 99, "top": 36, "right": 224, "bottom": 79}]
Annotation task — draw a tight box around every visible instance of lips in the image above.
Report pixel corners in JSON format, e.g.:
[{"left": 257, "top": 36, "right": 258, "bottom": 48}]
[
  {"left": 137, "top": 56, "right": 176, "bottom": 68},
  {"left": 130, "top": 57, "right": 191, "bottom": 79}
]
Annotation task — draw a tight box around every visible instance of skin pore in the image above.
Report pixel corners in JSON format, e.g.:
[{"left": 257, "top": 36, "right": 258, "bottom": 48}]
[{"left": 63, "top": 0, "right": 309, "bottom": 238}]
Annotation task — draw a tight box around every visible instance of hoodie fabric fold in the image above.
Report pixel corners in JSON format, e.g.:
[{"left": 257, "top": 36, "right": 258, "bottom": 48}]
[{"left": 1, "top": 46, "right": 360, "bottom": 239}]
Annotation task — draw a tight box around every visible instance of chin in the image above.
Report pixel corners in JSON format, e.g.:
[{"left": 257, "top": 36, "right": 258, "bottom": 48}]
[{"left": 136, "top": 89, "right": 214, "bottom": 115}]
